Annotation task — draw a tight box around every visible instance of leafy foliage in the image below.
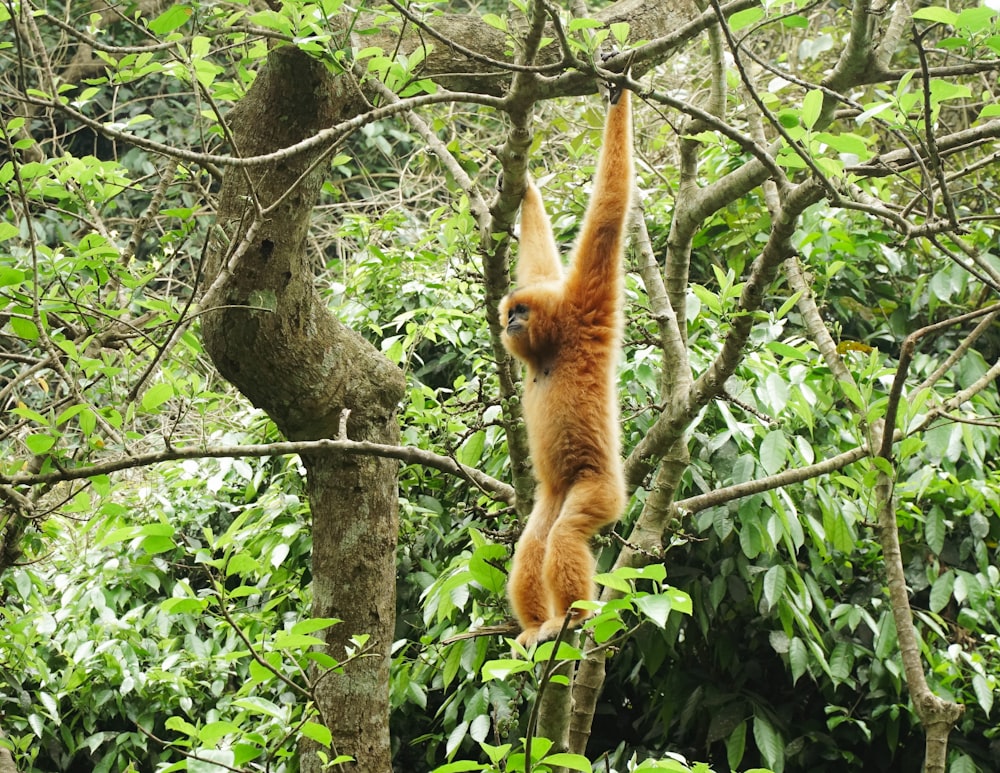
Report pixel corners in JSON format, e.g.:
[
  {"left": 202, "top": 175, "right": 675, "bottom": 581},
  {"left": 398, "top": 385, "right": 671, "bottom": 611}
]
[{"left": 3, "top": 1, "right": 1000, "bottom": 773}]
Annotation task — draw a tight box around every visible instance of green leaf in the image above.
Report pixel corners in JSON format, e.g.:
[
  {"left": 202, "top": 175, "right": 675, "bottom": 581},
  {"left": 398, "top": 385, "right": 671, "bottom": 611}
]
[
  {"left": 912, "top": 7, "right": 958, "bottom": 25},
  {"left": 290, "top": 617, "right": 341, "bottom": 635},
  {"left": 972, "top": 674, "right": 993, "bottom": 716},
  {"left": 431, "top": 762, "right": 489, "bottom": 773},
  {"left": 610, "top": 22, "right": 630, "bottom": 45},
  {"left": 726, "top": 721, "right": 748, "bottom": 768},
  {"left": 928, "top": 570, "right": 954, "bottom": 613},
  {"left": 762, "top": 565, "right": 786, "bottom": 610},
  {"left": 302, "top": 721, "right": 333, "bottom": 747},
  {"left": 232, "top": 696, "right": 284, "bottom": 719},
  {"left": 568, "top": 17, "right": 604, "bottom": 31},
  {"left": 634, "top": 593, "right": 672, "bottom": 628},
  {"left": 24, "top": 433, "right": 56, "bottom": 453},
  {"left": 925, "top": 506, "right": 946, "bottom": 555},
  {"left": 542, "top": 753, "right": 592, "bottom": 772},
  {"left": 759, "top": 430, "right": 788, "bottom": 475},
  {"left": 874, "top": 612, "right": 897, "bottom": 659},
  {"left": 801, "top": 88, "right": 824, "bottom": 130},
  {"left": 9, "top": 316, "right": 38, "bottom": 340},
  {"left": 468, "top": 543, "right": 506, "bottom": 593},
  {"left": 481, "top": 13, "right": 507, "bottom": 32},
  {"left": 481, "top": 658, "right": 533, "bottom": 681},
  {"left": 0, "top": 267, "right": 22, "bottom": 287},
  {"left": 664, "top": 586, "right": 692, "bottom": 615},
  {"left": 729, "top": 7, "right": 763, "bottom": 31},
  {"left": 788, "top": 636, "right": 808, "bottom": 684},
  {"left": 272, "top": 632, "right": 326, "bottom": 650},
  {"left": 838, "top": 378, "right": 865, "bottom": 410},
  {"left": 141, "top": 382, "right": 174, "bottom": 412},
  {"left": 198, "top": 721, "right": 240, "bottom": 745},
  {"left": 147, "top": 5, "right": 192, "bottom": 34},
  {"left": 753, "top": 713, "right": 784, "bottom": 770},
  {"left": 456, "top": 430, "right": 485, "bottom": 467}
]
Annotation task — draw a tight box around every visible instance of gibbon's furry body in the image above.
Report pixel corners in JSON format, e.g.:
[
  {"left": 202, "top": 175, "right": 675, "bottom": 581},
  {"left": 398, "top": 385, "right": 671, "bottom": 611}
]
[{"left": 500, "top": 88, "right": 633, "bottom": 647}]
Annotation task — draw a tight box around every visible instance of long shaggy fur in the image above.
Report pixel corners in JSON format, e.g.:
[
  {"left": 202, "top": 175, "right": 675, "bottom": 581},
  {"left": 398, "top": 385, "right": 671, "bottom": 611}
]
[{"left": 500, "top": 90, "right": 633, "bottom": 647}]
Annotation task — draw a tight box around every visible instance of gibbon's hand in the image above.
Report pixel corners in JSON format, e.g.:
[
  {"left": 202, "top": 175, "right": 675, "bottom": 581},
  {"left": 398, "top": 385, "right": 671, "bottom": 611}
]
[{"left": 598, "top": 48, "right": 632, "bottom": 106}]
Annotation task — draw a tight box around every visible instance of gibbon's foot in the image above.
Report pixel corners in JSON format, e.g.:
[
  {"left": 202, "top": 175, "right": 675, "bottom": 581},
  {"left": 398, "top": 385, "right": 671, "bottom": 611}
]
[
  {"left": 514, "top": 626, "right": 542, "bottom": 652},
  {"left": 513, "top": 611, "right": 590, "bottom": 653}
]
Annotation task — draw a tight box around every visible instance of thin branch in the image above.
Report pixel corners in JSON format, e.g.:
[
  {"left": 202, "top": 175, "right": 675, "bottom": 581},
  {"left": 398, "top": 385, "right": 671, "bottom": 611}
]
[
  {"left": 0, "top": 438, "right": 516, "bottom": 503},
  {"left": 675, "top": 443, "right": 873, "bottom": 515}
]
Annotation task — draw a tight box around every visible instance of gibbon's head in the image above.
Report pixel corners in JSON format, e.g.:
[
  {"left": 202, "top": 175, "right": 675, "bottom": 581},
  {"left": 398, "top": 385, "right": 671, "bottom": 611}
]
[{"left": 499, "top": 282, "right": 561, "bottom": 364}]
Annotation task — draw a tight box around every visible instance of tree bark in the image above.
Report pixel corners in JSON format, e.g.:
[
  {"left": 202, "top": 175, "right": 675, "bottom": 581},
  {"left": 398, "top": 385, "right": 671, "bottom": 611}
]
[{"left": 200, "top": 46, "right": 405, "bottom": 773}]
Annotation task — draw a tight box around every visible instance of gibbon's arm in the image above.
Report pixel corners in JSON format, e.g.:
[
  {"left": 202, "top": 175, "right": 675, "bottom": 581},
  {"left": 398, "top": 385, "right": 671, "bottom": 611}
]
[
  {"left": 566, "top": 89, "right": 633, "bottom": 298},
  {"left": 515, "top": 179, "right": 563, "bottom": 286}
]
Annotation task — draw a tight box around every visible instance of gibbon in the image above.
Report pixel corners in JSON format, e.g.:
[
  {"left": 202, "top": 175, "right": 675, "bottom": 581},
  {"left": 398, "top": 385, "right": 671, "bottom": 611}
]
[{"left": 500, "top": 86, "right": 633, "bottom": 647}]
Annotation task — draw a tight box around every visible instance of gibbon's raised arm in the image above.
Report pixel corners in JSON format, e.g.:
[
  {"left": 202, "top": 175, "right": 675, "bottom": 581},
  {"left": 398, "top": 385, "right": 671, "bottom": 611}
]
[
  {"left": 565, "top": 88, "right": 634, "bottom": 311},
  {"left": 515, "top": 180, "right": 563, "bottom": 286},
  {"left": 499, "top": 86, "right": 633, "bottom": 648}
]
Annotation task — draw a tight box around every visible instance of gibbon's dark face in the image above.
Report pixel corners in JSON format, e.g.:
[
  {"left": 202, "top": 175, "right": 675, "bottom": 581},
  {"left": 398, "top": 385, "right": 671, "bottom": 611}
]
[{"left": 505, "top": 301, "right": 529, "bottom": 336}]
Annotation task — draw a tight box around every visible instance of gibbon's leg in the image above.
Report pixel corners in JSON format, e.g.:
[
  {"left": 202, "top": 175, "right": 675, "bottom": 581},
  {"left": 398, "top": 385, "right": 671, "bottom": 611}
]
[
  {"left": 514, "top": 180, "right": 564, "bottom": 287},
  {"left": 509, "top": 490, "right": 561, "bottom": 647},
  {"left": 536, "top": 473, "right": 625, "bottom": 643}
]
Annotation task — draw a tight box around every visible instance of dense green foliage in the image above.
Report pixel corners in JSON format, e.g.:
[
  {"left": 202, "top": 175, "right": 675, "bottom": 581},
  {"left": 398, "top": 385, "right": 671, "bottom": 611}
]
[{"left": 3, "top": 1, "right": 1000, "bottom": 772}]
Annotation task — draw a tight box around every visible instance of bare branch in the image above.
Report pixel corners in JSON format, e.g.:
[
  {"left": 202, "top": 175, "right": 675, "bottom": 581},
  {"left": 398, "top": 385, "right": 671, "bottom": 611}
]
[{"left": 0, "top": 438, "right": 515, "bottom": 504}]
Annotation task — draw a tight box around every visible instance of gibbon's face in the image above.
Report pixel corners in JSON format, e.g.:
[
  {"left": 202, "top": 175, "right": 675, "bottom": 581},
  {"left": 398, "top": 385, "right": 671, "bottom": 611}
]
[
  {"left": 499, "top": 292, "right": 534, "bottom": 362},
  {"left": 500, "top": 284, "right": 561, "bottom": 365}
]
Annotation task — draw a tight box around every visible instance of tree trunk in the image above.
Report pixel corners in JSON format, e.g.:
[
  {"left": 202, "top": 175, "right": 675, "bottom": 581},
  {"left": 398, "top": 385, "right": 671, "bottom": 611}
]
[{"left": 200, "top": 46, "right": 405, "bottom": 773}]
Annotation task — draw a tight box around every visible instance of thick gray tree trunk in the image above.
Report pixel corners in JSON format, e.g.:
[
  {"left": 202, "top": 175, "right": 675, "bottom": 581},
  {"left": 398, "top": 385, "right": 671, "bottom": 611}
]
[{"left": 200, "top": 47, "right": 405, "bottom": 773}]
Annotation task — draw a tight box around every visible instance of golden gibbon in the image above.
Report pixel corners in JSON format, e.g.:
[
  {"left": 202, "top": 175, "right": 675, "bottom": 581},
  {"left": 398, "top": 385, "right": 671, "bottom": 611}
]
[{"left": 500, "top": 86, "right": 633, "bottom": 647}]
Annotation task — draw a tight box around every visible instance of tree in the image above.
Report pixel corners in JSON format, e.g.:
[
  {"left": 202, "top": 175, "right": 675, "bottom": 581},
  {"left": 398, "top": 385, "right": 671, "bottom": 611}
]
[{"left": 2, "top": 1, "right": 1000, "bottom": 772}]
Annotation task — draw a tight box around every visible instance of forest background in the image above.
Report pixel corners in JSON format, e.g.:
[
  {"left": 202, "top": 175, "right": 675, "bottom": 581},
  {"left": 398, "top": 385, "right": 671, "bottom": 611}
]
[{"left": 2, "top": 0, "right": 1000, "bottom": 772}]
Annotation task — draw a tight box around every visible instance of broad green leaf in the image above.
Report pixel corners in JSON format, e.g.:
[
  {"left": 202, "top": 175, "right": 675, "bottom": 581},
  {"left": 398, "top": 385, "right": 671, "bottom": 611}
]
[
  {"left": 232, "top": 696, "right": 284, "bottom": 719},
  {"left": 610, "top": 22, "right": 630, "bottom": 45},
  {"left": 468, "top": 543, "right": 506, "bottom": 593},
  {"left": 9, "top": 316, "right": 38, "bottom": 340},
  {"left": 141, "top": 381, "right": 174, "bottom": 412},
  {"left": 801, "top": 88, "right": 824, "bottom": 130},
  {"left": 272, "top": 632, "right": 325, "bottom": 650},
  {"left": 141, "top": 535, "right": 176, "bottom": 554},
  {"left": 912, "top": 7, "right": 958, "bottom": 25},
  {"left": 165, "top": 715, "right": 198, "bottom": 737},
  {"left": 753, "top": 713, "right": 785, "bottom": 770},
  {"left": 788, "top": 636, "right": 808, "bottom": 684},
  {"left": 568, "top": 17, "right": 604, "bottom": 31},
  {"left": 147, "top": 5, "right": 192, "bottom": 34},
  {"left": 24, "top": 433, "right": 56, "bottom": 453},
  {"left": 928, "top": 570, "right": 954, "bottom": 613},
  {"left": 762, "top": 565, "right": 786, "bottom": 610},
  {"left": 198, "top": 721, "right": 240, "bottom": 745},
  {"left": 431, "top": 762, "right": 489, "bottom": 773},
  {"left": 726, "top": 720, "right": 747, "bottom": 769},
  {"left": 481, "top": 13, "right": 507, "bottom": 31},
  {"left": 481, "top": 658, "right": 533, "bottom": 680},
  {"left": 456, "top": 430, "right": 485, "bottom": 467},
  {"left": 634, "top": 593, "right": 672, "bottom": 628},
  {"left": 760, "top": 430, "right": 788, "bottom": 475},
  {"left": 874, "top": 612, "right": 897, "bottom": 659},
  {"left": 838, "top": 378, "right": 865, "bottom": 409},
  {"left": 972, "top": 674, "right": 993, "bottom": 716},
  {"left": 0, "top": 267, "right": 22, "bottom": 286},
  {"left": 925, "top": 506, "right": 946, "bottom": 555},
  {"left": 543, "top": 753, "right": 592, "bottom": 772},
  {"left": 730, "top": 7, "right": 763, "bottom": 31},
  {"left": 290, "top": 617, "right": 341, "bottom": 635}
]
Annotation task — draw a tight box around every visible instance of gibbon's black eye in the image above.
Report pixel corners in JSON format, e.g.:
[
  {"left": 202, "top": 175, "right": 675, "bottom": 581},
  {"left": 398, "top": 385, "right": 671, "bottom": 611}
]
[{"left": 508, "top": 304, "right": 528, "bottom": 323}]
